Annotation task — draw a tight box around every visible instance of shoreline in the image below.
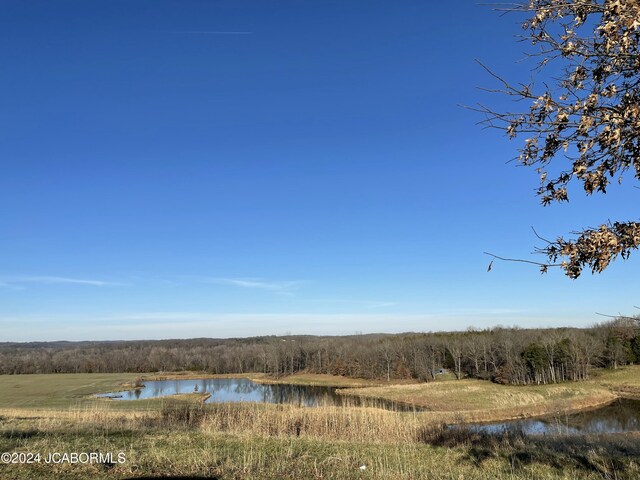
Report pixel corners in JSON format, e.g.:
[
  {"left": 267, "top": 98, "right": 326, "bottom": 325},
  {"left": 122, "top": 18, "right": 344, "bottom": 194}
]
[
  {"left": 1, "top": 368, "right": 638, "bottom": 426},
  {"left": 99, "top": 370, "right": 640, "bottom": 425}
]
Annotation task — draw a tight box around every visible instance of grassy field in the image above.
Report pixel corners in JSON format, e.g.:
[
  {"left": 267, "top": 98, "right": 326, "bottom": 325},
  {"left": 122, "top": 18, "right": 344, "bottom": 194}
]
[
  {"left": 250, "top": 372, "right": 385, "bottom": 388},
  {"left": 1, "top": 402, "right": 638, "bottom": 479},
  {"left": 338, "top": 366, "right": 640, "bottom": 419},
  {"left": 0, "top": 368, "right": 639, "bottom": 478},
  {"left": 592, "top": 366, "right": 640, "bottom": 399},
  {"left": 0, "top": 367, "right": 638, "bottom": 417},
  {"left": 0, "top": 373, "right": 142, "bottom": 410},
  {"left": 144, "top": 371, "right": 385, "bottom": 387},
  {"left": 0, "top": 372, "right": 390, "bottom": 413},
  {"left": 337, "top": 379, "right": 619, "bottom": 423}
]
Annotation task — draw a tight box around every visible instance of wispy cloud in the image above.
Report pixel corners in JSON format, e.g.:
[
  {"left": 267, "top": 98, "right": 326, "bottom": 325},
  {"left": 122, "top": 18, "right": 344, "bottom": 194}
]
[
  {"left": 365, "top": 302, "right": 397, "bottom": 309},
  {"left": 435, "top": 308, "right": 523, "bottom": 316},
  {"left": 304, "top": 298, "right": 398, "bottom": 309},
  {"left": 103, "top": 312, "right": 216, "bottom": 323},
  {"left": 0, "top": 275, "right": 125, "bottom": 288},
  {"left": 210, "top": 278, "right": 302, "bottom": 296},
  {"left": 178, "top": 31, "right": 253, "bottom": 35}
]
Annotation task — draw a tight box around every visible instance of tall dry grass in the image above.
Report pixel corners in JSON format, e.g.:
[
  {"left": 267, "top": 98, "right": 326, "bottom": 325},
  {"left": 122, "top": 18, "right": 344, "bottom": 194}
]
[
  {"left": 18, "top": 395, "right": 607, "bottom": 446},
  {"left": 69, "top": 400, "right": 431, "bottom": 444},
  {"left": 0, "top": 399, "right": 428, "bottom": 445},
  {"left": 3, "top": 402, "right": 639, "bottom": 479}
]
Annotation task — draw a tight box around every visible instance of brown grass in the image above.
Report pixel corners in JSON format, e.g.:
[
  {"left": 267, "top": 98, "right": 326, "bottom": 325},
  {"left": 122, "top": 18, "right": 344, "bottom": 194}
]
[
  {"left": 593, "top": 365, "right": 640, "bottom": 399},
  {"left": 1, "top": 401, "right": 428, "bottom": 444},
  {"left": 0, "top": 367, "right": 638, "bottom": 424},
  {"left": 249, "top": 372, "right": 386, "bottom": 387},
  {"left": 337, "top": 378, "right": 619, "bottom": 423},
  {"left": 1, "top": 402, "right": 639, "bottom": 479}
]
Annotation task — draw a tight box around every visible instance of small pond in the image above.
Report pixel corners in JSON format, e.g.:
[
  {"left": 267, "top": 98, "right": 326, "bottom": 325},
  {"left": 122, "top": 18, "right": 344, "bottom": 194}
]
[
  {"left": 98, "top": 379, "right": 640, "bottom": 432},
  {"left": 464, "top": 398, "right": 640, "bottom": 435},
  {"left": 97, "top": 377, "right": 417, "bottom": 411}
]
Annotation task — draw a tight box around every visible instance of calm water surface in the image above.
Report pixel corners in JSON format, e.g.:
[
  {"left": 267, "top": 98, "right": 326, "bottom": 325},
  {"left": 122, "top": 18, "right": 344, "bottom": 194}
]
[
  {"left": 464, "top": 399, "right": 640, "bottom": 435},
  {"left": 98, "top": 378, "right": 640, "bottom": 430},
  {"left": 97, "top": 377, "right": 416, "bottom": 410}
]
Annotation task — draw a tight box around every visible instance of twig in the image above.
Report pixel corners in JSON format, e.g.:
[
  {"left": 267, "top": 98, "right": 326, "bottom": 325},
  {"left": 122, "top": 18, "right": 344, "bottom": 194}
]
[
  {"left": 595, "top": 312, "right": 640, "bottom": 322},
  {"left": 531, "top": 226, "right": 553, "bottom": 245},
  {"left": 483, "top": 252, "right": 560, "bottom": 267}
]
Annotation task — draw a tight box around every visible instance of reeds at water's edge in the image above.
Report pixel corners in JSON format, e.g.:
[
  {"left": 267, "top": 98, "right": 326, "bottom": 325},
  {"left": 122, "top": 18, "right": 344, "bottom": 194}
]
[{"left": 2, "top": 401, "right": 640, "bottom": 479}]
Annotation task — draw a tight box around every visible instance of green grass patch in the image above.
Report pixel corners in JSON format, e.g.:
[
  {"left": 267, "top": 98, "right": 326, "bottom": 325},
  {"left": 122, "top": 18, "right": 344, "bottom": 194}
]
[{"left": 0, "top": 374, "right": 141, "bottom": 410}]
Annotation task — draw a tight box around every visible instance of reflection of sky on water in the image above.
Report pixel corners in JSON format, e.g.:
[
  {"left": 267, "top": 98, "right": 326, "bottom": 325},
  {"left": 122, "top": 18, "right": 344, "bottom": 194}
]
[
  {"left": 464, "top": 399, "right": 640, "bottom": 435},
  {"left": 97, "top": 379, "right": 640, "bottom": 429},
  {"left": 97, "top": 378, "right": 415, "bottom": 411},
  {"left": 98, "top": 378, "right": 346, "bottom": 406},
  {"left": 97, "top": 381, "right": 639, "bottom": 429},
  {"left": 100, "top": 378, "right": 270, "bottom": 402}
]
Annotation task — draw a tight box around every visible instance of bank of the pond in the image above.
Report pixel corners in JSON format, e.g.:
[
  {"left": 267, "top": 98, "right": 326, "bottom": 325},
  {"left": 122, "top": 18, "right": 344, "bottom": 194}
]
[
  {"left": 1, "top": 367, "right": 639, "bottom": 425},
  {"left": 94, "top": 376, "right": 640, "bottom": 434},
  {"left": 90, "top": 367, "right": 640, "bottom": 424},
  {"left": 144, "top": 371, "right": 388, "bottom": 387},
  {"left": 258, "top": 367, "right": 640, "bottom": 421},
  {"left": 593, "top": 366, "right": 640, "bottom": 400},
  {"left": 336, "top": 379, "right": 620, "bottom": 424},
  {"left": 96, "top": 377, "right": 421, "bottom": 411},
  {"left": 462, "top": 398, "right": 640, "bottom": 435}
]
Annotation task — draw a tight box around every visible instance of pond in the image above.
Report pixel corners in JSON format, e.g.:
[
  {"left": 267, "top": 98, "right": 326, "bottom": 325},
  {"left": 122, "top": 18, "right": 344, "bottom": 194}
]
[
  {"left": 97, "top": 378, "right": 640, "bottom": 431},
  {"left": 464, "top": 398, "right": 640, "bottom": 435},
  {"left": 97, "top": 377, "right": 417, "bottom": 411}
]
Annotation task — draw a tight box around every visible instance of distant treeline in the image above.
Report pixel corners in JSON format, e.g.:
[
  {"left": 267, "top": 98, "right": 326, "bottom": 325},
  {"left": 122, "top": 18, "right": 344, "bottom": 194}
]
[{"left": 1, "top": 318, "right": 639, "bottom": 385}]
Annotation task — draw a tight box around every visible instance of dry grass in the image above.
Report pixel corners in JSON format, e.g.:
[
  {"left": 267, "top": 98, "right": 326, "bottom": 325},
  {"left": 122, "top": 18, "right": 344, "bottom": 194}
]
[
  {"left": 143, "top": 371, "right": 258, "bottom": 381},
  {"left": 594, "top": 365, "right": 640, "bottom": 399},
  {"left": 0, "top": 373, "right": 142, "bottom": 410},
  {"left": 1, "top": 400, "right": 427, "bottom": 444},
  {"left": 249, "top": 372, "right": 385, "bottom": 387},
  {"left": 1, "top": 403, "right": 638, "bottom": 479},
  {"left": 1, "top": 369, "right": 639, "bottom": 478},
  {"left": 0, "top": 369, "right": 634, "bottom": 425},
  {"left": 168, "top": 401, "right": 425, "bottom": 443},
  {"left": 141, "top": 371, "right": 385, "bottom": 387},
  {"left": 337, "top": 379, "right": 619, "bottom": 423}
]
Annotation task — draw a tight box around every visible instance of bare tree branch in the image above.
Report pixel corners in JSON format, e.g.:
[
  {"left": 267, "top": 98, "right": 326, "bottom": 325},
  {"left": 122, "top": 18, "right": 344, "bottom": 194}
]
[{"left": 479, "top": 0, "right": 640, "bottom": 278}]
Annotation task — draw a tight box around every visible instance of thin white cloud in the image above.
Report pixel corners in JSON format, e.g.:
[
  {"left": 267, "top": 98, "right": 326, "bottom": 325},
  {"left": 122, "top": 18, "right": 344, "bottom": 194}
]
[
  {"left": 103, "top": 312, "right": 216, "bottom": 323},
  {"left": 303, "top": 298, "right": 397, "bottom": 309},
  {"left": 179, "top": 31, "right": 253, "bottom": 35},
  {"left": 365, "top": 302, "right": 397, "bottom": 309},
  {"left": 210, "top": 278, "right": 302, "bottom": 296},
  {"left": 0, "top": 275, "right": 124, "bottom": 288},
  {"left": 435, "top": 308, "right": 523, "bottom": 316}
]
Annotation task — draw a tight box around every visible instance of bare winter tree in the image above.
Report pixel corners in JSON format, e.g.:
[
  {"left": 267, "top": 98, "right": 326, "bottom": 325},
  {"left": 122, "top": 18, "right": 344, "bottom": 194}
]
[{"left": 479, "top": 0, "right": 640, "bottom": 278}]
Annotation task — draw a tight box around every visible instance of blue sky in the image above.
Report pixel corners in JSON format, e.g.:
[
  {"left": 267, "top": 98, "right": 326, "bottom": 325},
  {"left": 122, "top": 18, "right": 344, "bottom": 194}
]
[{"left": 1, "top": 1, "right": 638, "bottom": 341}]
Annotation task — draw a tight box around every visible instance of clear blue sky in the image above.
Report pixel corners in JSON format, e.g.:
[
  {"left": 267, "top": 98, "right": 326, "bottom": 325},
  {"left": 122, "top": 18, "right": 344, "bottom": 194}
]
[{"left": 1, "top": 1, "right": 637, "bottom": 341}]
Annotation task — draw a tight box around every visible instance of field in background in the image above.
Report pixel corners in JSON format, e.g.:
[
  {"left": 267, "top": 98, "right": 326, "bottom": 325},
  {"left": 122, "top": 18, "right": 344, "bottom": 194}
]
[
  {"left": 337, "top": 379, "right": 619, "bottom": 423},
  {"left": 0, "top": 373, "right": 142, "bottom": 410},
  {"left": 0, "top": 367, "right": 638, "bottom": 420},
  {"left": 0, "top": 372, "right": 385, "bottom": 412},
  {"left": 334, "top": 366, "right": 640, "bottom": 422},
  {"left": 593, "top": 366, "right": 640, "bottom": 399}
]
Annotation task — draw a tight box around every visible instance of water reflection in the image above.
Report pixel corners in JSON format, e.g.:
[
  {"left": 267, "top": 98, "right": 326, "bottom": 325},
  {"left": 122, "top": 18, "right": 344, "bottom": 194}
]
[
  {"left": 97, "top": 379, "right": 640, "bottom": 429},
  {"left": 464, "top": 399, "right": 640, "bottom": 435},
  {"left": 97, "top": 377, "right": 415, "bottom": 411}
]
